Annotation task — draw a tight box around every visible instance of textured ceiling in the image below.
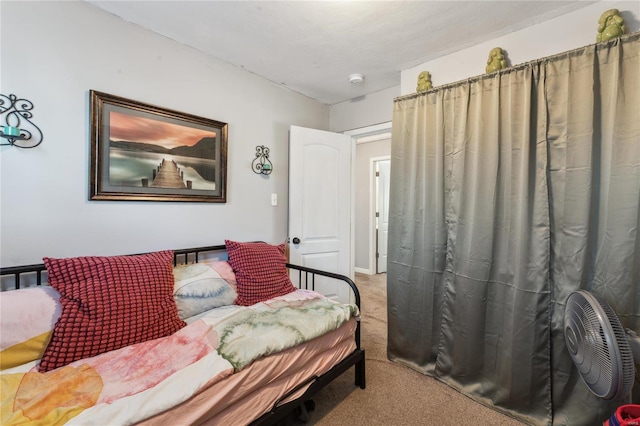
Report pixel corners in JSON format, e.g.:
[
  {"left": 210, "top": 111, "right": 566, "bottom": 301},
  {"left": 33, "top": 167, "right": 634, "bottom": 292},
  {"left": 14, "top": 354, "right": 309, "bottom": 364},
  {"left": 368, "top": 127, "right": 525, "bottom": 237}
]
[{"left": 87, "top": 1, "right": 594, "bottom": 105}]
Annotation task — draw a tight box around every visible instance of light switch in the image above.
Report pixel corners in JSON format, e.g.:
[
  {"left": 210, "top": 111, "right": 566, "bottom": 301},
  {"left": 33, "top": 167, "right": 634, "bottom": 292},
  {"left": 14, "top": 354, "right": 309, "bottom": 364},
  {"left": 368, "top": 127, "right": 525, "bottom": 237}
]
[{"left": 271, "top": 193, "right": 278, "bottom": 206}]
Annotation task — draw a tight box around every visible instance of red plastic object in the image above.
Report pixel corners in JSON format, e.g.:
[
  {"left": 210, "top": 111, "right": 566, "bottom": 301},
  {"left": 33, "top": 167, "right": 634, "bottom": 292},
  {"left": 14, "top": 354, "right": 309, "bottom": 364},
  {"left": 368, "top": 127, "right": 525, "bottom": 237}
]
[{"left": 604, "top": 405, "right": 640, "bottom": 426}]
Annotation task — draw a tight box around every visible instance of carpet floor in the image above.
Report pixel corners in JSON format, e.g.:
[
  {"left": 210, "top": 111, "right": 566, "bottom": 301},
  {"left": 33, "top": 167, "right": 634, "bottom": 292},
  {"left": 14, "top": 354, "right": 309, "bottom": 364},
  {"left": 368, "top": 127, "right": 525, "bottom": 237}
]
[{"left": 300, "top": 272, "right": 528, "bottom": 426}]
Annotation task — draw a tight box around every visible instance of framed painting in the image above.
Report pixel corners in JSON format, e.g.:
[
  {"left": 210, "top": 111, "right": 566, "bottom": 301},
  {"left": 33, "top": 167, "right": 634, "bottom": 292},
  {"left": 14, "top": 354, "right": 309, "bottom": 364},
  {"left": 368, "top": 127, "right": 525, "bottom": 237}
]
[{"left": 89, "top": 90, "right": 227, "bottom": 202}]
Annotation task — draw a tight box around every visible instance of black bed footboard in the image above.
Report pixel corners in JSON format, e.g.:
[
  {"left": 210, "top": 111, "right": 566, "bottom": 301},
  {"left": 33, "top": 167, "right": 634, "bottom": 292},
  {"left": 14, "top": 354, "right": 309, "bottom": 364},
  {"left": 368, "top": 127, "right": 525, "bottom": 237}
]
[
  {"left": 251, "top": 263, "right": 366, "bottom": 425},
  {"left": 286, "top": 263, "right": 362, "bottom": 351}
]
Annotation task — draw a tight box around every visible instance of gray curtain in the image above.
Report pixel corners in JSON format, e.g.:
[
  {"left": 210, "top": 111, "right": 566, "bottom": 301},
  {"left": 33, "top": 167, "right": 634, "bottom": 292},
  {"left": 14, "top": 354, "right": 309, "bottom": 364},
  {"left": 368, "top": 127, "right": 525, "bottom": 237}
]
[{"left": 387, "top": 32, "right": 640, "bottom": 426}]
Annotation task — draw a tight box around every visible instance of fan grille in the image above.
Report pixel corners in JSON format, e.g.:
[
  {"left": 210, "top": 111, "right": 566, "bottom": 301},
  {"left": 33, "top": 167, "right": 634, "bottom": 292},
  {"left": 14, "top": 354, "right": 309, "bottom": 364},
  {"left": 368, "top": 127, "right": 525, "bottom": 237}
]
[{"left": 564, "top": 290, "right": 634, "bottom": 400}]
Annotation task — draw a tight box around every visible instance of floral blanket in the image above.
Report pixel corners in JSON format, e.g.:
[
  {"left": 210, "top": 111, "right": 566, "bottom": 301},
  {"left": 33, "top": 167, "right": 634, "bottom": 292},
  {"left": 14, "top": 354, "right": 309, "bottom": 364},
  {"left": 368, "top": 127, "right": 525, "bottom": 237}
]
[
  {"left": 0, "top": 291, "right": 358, "bottom": 425},
  {"left": 212, "top": 295, "right": 359, "bottom": 371}
]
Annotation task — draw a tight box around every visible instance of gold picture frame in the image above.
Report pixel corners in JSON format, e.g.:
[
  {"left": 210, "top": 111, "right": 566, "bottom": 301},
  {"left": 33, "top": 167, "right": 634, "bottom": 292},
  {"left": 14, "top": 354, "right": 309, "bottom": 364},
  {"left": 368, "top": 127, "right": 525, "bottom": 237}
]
[{"left": 89, "top": 90, "right": 227, "bottom": 202}]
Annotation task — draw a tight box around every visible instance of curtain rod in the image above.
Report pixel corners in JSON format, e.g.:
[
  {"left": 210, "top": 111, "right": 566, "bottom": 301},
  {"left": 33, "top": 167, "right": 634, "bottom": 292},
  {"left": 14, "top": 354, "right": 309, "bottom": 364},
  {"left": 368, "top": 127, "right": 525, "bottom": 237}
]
[{"left": 394, "top": 31, "right": 640, "bottom": 103}]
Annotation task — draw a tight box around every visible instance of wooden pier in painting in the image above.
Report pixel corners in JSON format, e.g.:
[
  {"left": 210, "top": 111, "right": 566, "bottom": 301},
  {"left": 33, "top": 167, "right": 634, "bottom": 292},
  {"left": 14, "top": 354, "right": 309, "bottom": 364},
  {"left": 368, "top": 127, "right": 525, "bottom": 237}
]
[{"left": 141, "top": 159, "right": 192, "bottom": 189}]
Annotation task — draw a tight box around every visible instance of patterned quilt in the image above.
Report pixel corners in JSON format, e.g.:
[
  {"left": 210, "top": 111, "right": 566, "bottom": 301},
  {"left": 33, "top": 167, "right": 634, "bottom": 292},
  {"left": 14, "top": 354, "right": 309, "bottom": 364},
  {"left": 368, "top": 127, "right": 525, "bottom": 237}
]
[
  {"left": 0, "top": 291, "right": 358, "bottom": 425},
  {"left": 214, "top": 296, "right": 359, "bottom": 370}
]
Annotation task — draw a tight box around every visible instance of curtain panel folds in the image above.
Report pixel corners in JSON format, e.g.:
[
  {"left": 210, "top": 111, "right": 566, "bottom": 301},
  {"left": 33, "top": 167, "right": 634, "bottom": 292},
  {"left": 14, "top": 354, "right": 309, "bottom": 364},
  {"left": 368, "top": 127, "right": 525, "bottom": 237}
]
[{"left": 387, "top": 33, "right": 640, "bottom": 426}]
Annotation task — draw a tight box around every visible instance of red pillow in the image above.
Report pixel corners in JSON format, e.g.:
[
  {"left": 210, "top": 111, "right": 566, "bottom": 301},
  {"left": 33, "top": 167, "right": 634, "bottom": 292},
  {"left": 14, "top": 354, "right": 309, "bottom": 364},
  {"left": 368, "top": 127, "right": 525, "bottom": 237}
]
[
  {"left": 224, "top": 240, "right": 296, "bottom": 306},
  {"left": 40, "top": 250, "right": 185, "bottom": 372}
]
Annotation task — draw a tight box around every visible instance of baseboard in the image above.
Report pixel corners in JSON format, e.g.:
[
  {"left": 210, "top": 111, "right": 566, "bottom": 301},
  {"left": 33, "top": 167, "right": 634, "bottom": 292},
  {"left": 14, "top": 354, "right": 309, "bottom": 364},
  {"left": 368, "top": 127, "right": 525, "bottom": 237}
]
[{"left": 354, "top": 267, "right": 373, "bottom": 275}]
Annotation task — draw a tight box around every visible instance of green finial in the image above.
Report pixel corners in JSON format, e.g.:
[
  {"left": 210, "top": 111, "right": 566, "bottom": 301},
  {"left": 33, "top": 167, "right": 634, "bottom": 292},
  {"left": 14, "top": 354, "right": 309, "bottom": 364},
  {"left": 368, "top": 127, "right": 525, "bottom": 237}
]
[
  {"left": 416, "top": 71, "right": 433, "bottom": 92},
  {"left": 596, "top": 9, "right": 626, "bottom": 43},
  {"left": 486, "top": 47, "right": 507, "bottom": 74}
]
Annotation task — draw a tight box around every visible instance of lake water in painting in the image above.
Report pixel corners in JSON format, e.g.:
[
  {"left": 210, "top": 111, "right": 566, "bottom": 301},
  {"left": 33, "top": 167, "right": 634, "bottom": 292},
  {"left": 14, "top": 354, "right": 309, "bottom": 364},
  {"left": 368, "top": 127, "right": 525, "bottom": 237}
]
[{"left": 109, "top": 148, "right": 216, "bottom": 190}]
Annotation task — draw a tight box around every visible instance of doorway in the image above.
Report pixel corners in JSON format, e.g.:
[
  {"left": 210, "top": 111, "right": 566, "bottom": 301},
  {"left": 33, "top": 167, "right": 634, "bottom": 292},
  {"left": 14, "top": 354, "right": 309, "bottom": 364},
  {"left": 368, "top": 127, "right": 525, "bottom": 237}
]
[{"left": 345, "top": 123, "right": 391, "bottom": 275}]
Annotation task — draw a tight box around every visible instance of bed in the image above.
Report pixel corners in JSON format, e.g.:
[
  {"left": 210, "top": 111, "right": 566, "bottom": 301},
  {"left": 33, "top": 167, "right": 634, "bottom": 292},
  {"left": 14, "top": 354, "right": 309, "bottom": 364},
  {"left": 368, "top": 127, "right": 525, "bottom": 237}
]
[{"left": 0, "top": 242, "right": 366, "bottom": 425}]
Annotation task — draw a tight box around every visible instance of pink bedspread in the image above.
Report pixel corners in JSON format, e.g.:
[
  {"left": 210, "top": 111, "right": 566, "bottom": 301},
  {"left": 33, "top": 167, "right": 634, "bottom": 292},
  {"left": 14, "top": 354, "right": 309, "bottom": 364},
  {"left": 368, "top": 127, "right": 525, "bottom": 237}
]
[
  {"left": 1, "top": 290, "right": 359, "bottom": 426},
  {"left": 1, "top": 321, "right": 218, "bottom": 425}
]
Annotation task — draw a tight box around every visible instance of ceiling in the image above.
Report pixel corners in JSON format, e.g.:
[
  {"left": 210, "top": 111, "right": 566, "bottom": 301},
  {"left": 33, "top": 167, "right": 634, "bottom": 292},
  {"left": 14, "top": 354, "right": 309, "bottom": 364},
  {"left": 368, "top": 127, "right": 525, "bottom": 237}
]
[{"left": 86, "top": 1, "right": 595, "bottom": 105}]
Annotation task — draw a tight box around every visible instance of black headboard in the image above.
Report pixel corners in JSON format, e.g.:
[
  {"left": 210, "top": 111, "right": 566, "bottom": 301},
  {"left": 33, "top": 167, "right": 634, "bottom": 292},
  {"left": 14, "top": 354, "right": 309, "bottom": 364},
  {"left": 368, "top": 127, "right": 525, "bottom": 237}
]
[
  {"left": 0, "top": 244, "right": 361, "bottom": 349},
  {"left": 0, "top": 245, "right": 227, "bottom": 290},
  {"left": 0, "top": 244, "right": 360, "bottom": 306}
]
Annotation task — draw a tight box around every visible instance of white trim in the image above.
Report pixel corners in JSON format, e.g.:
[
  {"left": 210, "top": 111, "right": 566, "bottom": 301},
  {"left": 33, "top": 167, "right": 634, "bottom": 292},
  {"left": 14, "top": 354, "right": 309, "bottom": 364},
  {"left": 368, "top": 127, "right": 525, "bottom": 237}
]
[
  {"left": 354, "top": 132, "right": 391, "bottom": 145},
  {"left": 354, "top": 267, "right": 373, "bottom": 275},
  {"left": 344, "top": 122, "right": 392, "bottom": 276},
  {"left": 370, "top": 156, "right": 391, "bottom": 275},
  {"left": 344, "top": 122, "right": 392, "bottom": 144},
  {"left": 344, "top": 122, "right": 392, "bottom": 138}
]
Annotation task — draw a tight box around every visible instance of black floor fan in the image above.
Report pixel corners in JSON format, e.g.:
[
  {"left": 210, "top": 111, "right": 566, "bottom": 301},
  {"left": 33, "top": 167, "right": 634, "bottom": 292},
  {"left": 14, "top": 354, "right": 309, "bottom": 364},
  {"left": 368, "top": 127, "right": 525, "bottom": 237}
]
[{"left": 564, "top": 290, "right": 640, "bottom": 403}]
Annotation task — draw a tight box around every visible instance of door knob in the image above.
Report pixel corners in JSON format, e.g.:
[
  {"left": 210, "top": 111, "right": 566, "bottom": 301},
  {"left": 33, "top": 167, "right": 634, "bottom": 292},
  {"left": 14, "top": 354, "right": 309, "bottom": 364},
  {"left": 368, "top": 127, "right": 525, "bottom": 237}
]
[{"left": 292, "top": 237, "right": 301, "bottom": 244}]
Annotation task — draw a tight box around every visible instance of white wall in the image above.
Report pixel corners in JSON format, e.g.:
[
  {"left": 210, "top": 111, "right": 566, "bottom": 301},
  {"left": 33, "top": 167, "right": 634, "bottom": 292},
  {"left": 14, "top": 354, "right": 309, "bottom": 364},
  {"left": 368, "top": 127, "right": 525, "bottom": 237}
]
[
  {"left": 336, "top": 0, "right": 640, "bottom": 271},
  {"left": 4, "top": 1, "right": 637, "bottom": 267},
  {"left": 402, "top": 1, "right": 640, "bottom": 95},
  {"left": 329, "top": 85, "right": 398, "bottom": 133},
  {"left": 0, "top": 1, "right": 328, "bottom": 266},
  {"left": 326, "top": 2, "right": 640, "bottom": 133}
]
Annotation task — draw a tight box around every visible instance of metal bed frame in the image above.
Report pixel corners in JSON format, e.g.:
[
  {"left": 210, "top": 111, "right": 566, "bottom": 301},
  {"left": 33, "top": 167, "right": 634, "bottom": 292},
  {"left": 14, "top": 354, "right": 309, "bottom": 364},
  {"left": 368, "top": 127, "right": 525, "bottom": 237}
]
[{"left": 0, "top": 244, "right": 366, "bottom": 425}]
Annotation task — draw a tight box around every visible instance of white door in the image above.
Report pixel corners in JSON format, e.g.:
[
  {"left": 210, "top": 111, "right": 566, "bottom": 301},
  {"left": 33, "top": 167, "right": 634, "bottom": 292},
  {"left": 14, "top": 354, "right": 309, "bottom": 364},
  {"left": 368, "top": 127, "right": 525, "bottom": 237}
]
[
  {"left": 288, "top": 125, "right": 354, "bottom": 304},
  {"left": 375, "top": 159, "right": 391, "bottom": 273}
]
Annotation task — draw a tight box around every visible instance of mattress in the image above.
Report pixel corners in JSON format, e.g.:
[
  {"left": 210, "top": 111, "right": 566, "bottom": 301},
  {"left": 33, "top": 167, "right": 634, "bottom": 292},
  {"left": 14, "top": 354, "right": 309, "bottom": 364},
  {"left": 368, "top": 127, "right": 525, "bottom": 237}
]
[{"left": 141, "top": 317, "right": 357, "bottom": 425}]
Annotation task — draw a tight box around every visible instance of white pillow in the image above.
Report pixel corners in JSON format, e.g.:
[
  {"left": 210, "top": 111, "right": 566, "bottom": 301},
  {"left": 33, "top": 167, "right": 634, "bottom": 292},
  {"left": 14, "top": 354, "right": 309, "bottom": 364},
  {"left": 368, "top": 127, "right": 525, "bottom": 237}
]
[
  {"left": 173, "top": 263, "right": 237, "bottom": 319},
  {"left": 0, "top": 286, "right": 61, "bottom": 369}
]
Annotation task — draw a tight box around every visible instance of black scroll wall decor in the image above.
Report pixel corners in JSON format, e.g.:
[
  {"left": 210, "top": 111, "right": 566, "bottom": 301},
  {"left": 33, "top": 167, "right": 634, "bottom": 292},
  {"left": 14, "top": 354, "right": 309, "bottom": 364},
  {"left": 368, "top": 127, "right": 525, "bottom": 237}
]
[
  {"left": 252, "top": 145, "right": 273, "bottom": 175},
  {"left": 0, "top": 93, "right": 43, "bottom": 148}
]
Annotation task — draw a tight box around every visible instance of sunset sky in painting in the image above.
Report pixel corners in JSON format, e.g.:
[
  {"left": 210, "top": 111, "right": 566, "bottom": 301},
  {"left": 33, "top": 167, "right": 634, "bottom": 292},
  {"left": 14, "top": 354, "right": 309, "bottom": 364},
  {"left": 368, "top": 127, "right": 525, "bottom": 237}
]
[{"left": 109, "top": 111, "right": 216, "bottom": 149}]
